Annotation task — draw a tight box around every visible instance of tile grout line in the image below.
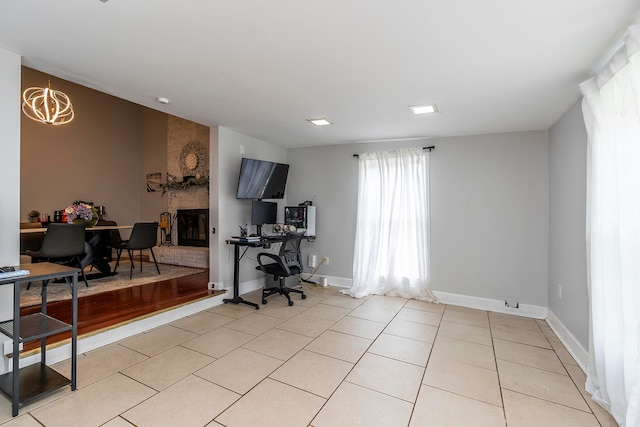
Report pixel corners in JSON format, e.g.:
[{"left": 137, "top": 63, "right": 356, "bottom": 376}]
[
  {"left": 488, "top": 310, "right": 510, "bottom": 426},
  {"left": 304, "top": 298, "right": 408, "bottom": 426}
]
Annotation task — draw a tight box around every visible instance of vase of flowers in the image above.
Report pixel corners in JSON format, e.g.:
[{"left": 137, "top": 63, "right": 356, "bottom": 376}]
[{"left": 65, "top": 202, "right": 99, "bottom": 227}]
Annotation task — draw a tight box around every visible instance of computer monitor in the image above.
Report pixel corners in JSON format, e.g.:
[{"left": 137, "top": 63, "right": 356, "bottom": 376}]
[{"left": 251, "top": 200, "right": 277, "bottom": 236}]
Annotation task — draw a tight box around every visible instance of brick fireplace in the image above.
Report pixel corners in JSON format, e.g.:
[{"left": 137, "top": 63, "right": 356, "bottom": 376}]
[{"left": 153, "top": 116, "right": 210, "bottom": 269}]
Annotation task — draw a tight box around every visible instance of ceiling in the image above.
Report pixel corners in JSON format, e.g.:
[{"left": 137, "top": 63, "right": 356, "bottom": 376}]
[{"left": 1, "top": 1, "right": 638, "bottom": 148}]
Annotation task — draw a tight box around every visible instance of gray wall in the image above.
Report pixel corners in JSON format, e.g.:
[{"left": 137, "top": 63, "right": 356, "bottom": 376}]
[
  {"left": 548, "top": 100, "right": 589, "bottom": 348},
  {"left": 287, "top": 143, "right": 359, "bottom": 279},
  {"left": 288, "top": 130, "right": 550, "bottom": 306},
  {"left": 0, "top": 49, "right": 21, "bottom": 265},
  {"left": 431, "top": 132, "right": 549, "bottom": 305},
  {"left": 0, "top": 48, "right": 21, "bottom": 321},
  {"left": 216, "top": 127, "right": 288, "bottom": 289}
]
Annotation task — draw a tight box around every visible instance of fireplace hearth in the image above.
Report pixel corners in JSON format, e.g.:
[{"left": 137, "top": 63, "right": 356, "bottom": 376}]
[{"left": 177, "top": 209, "right": 209, "bottom": 247}]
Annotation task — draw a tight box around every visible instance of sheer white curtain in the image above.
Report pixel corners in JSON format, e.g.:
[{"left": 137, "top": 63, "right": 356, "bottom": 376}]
[
  {"left": 344, "top": 147, "right": 436, "bottom": 301},
  {"left": 580, "top": 23, "right": 640, "bottom": 427}
]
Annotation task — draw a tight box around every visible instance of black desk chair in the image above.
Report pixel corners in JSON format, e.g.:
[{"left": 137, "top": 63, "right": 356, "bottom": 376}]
[
  {"left": 256, "top": 232, "right": 307, "bottom": 306},
  {"left": 113, "top": 222, "right": 160, "bottom": 279},
  {"left": 25, "top": 223, "right": 89, "bottom": 288}
]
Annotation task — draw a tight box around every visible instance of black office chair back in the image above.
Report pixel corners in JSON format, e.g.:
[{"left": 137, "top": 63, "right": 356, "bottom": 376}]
[
  {"left": 280, "top": 232, "right": 304, "bottom": 269},
  {"left": 37, "top": 223, "right": 86, "bottom": 258},
  {"left": 127, "top": 222, "right": 159, "bottom": 250},
  {"left": 257, "top": 232, "right": 307, "bottom": 306}
]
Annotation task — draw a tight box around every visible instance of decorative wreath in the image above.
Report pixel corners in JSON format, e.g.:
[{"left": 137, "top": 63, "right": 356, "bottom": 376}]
[{"left": 179, "top": 140, "right": 208, "bottom": 179}]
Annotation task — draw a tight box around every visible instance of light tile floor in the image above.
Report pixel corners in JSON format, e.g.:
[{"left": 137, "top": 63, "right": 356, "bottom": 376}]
[{"left": 0, "top": 285, "right": 619, "bottom": 427}]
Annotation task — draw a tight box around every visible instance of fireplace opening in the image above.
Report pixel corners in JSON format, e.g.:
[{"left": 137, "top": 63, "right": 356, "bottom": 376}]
[{"left": 177, "top": 209, "right": 209, "bottom": 247}]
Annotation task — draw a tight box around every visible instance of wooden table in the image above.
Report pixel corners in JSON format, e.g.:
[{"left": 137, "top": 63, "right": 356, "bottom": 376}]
[{"left": 19, "top": 225, "right": 133, "bottom": 234}]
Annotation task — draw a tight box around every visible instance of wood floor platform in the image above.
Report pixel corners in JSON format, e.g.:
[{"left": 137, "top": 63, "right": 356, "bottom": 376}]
[{"left": 19, "top": 270, "right": 219, "bottom": 352}]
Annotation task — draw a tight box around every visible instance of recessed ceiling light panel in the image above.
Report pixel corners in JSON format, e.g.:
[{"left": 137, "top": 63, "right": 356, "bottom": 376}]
[
  {"left": 306, "top": 118, "right": 332, "bottom": 126},
  {"left": 409, "top": 104, "right": 438, "bottom": 115}
]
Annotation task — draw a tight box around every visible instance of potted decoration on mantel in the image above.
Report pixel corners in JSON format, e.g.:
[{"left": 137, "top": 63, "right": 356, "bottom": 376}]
[{"left": 28, "top": 210, "right": 40, "bottom": 223}]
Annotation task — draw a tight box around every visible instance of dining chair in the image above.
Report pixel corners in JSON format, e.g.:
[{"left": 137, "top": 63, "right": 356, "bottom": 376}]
[
  {"left": 25, "top": 223, "right": 89, "bottom": 288},
  {"left": 256, "top": 232, "right": 307, "bottom": 306},
  {"left": 20, "top": 222, "right": 45, "bottom": 257},
  {"left": 112, "top": 222, "right": 160, "bottom": 279},
  {"left": 94, "top": 219, "right": 122, "bottom": 262}
]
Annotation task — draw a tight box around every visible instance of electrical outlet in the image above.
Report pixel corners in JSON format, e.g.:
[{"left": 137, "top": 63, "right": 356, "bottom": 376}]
[
  {"left": 557, "top": 284, "right": 562, "bottom": 299},
  {"left": 323, "top": 257, "right": 329, "bottom": 266}
]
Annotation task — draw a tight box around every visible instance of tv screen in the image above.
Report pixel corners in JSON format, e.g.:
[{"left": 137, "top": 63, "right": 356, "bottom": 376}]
[
  {"left": 251, "top": 200, "right": 278, "bottom": 226},
  {"left": 236, "top": 158, "right": 289, "bottom": 199}
]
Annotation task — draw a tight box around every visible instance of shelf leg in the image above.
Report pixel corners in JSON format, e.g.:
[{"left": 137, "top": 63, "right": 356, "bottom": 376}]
[
  {"left": 41, "top": 280, "right": 47, "bottom": 364},
  {"left": 12, "top": 279, "right": 20, "bottom": 416},
  {"left": 71, "top": 272, "right": 78, "bottom": 390}
]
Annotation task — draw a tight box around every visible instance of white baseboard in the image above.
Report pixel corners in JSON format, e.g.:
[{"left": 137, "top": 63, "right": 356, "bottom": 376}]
[
  {"left": 433, "top": 291, "right": 548, "bottom": 319},
  {"left": 231, "top": 278, "right": 264, "bottom": 296},
  {"left": 302, "top": 275, "right": 548, "bottom": 319},
  {"left": 309, "top": 275, "right": 351, "bottom": 288},
  {"left": 546, "top": 309, "right": 589, "bottom": 371}
]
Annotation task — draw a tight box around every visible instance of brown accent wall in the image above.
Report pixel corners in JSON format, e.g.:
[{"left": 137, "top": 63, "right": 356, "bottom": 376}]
[
  {"left": 140, "top": 108, "right": 169, "bottom": 222},
  {"left": 20, "top": 67, "right": 168, "bottom": 226}
]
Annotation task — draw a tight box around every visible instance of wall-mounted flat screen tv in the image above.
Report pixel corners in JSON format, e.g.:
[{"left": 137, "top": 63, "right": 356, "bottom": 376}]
[{"left": 236, "top": 157, "right": 290, "bottom": 199}]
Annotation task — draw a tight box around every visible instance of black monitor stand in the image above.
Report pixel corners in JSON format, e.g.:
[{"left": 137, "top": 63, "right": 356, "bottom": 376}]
[{"left": 255, "top": 224, "right": 262, "bottom": 237}]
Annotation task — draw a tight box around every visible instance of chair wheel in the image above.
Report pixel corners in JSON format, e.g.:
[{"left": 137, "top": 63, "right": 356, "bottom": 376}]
[
  {"left": 262, "top": 299, "right": 268, "bottom": 304},
  {"left": 288, "top": 300, "right": 294, "bottom": 306},
  {"left": 301, "top": 294, "right": 307, "bottom": 299}
]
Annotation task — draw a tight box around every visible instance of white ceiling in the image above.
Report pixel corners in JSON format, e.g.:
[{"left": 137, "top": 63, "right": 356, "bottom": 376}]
[{"left": 1, "top": 0, "right": 638, "bottom": 148}]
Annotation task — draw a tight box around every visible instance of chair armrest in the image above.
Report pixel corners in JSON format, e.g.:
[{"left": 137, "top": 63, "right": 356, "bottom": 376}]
[{"left": 257, "top": 252, "right": 291, "bottom": 276}]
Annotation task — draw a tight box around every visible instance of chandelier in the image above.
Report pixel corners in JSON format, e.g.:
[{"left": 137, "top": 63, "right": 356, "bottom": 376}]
[{"left": 22, "top": 79, "right": 74, "bottom": 125}]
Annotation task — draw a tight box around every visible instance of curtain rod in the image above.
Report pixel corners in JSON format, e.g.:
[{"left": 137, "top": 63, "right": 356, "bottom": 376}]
[{"left": 353, "top": 146, "right": 435, "bottom": 158}]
